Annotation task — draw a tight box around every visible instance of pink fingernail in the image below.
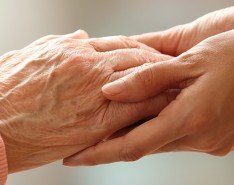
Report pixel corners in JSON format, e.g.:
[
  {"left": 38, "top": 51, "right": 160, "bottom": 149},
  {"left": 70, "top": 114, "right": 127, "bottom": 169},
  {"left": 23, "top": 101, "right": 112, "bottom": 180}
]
[{"left": 102, "top": 80, "right": 125, "bottom": 95}]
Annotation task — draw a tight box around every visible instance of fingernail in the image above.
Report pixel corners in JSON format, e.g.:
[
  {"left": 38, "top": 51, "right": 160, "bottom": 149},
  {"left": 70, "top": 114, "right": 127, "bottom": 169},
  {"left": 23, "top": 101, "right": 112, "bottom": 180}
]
[
  {"left": 102, "top": 80, "right": 125, "bottom": 95},
  {"left": 63, "top": 158, "right": 85, "bottom": 167}
]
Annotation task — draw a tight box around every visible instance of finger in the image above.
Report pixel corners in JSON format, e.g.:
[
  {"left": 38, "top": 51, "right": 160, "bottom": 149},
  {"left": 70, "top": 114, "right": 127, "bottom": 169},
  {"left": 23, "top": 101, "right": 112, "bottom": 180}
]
[
  {"left": 88, "top": 36, "right": 159, "bottom": 53},
  {"left": 102, "top": 117, "right": 155, "bottom": 141},
  {"left": 63, "top": 86, "right": 191, "bottom": 166},
  {"left": 63, "top": 90, "right": 180, "bottom": 166},
  {"left": 104, "top": 89, "right": 180, "bottom": 134},
  {"left": 151, "top": 130, "right": 234, "bottom": 155},
  {"left": 105, "top": 49, "right": 172, "bottom": 72},
  {"left": 29, "top": 30, "right": 89, "bottom": 47},
  {"left": 209, "top": 138, "right": 234, "bottom": 156},
  {"left": 65, "top": 29, "right": 89, "bottom": 39},
  {"left": 131, "top": 24, "right": 187, "bottom": 56},
  {"left": 132, "top": 7, "right": 234, "bottom": 56},
  {"left": 63, "top": 112, "right": 185, "bottom": 166},
  {"left": 102, "top": 58, "right": 202, "bottom": 102},
  {"left": 150, "top": 136, "right": 196, "bottom": 154},
  {"left": 28, "top": 35, "right": 60, "bottom": 47}
]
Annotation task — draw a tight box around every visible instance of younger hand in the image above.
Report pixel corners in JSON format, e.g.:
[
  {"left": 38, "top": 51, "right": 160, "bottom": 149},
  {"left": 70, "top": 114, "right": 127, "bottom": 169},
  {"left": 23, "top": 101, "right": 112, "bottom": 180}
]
[
  {"left": 64, "top": 30, "right": 234, "bottom": 166},
  {"left": 131, "top": 6, "right": 234, "bottom": 56}
]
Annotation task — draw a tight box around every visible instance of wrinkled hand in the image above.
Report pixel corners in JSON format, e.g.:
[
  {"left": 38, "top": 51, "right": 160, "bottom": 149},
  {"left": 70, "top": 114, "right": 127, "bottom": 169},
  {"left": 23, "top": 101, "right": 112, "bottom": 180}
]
[
  {"left": 64, "top": 29, "right": 234, "bottom": 166},
  {"left": 0, "top": 30, "right": 172, "bottom": 173},
  {"left": 131, "top": 6, "right": 234, "bottom": 56}
]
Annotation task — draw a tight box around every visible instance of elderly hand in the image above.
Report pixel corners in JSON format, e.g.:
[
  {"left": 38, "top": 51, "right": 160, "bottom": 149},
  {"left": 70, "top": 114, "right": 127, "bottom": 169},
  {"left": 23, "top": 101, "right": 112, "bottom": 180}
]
[
  {"left": 131, "top": 6, "right": 234, "bottom": 56},
  {"left": 0, "top": 30, "right": 172, "bottom": 173},
  {"left": 63, "top": 29, "right": 234, "bottom": 166}
]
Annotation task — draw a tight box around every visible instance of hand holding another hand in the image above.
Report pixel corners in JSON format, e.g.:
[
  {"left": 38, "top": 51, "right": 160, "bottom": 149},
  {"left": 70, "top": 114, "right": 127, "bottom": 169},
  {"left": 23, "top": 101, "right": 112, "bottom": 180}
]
[
  {"left": 0, "top": 30, "right": 172, "bottom": 173},
  {"left": 132, "top": 6, "right": 234, "bottom": 56},
  {"left": 64, "top": 29, "right": 234, "bottom": 166}
]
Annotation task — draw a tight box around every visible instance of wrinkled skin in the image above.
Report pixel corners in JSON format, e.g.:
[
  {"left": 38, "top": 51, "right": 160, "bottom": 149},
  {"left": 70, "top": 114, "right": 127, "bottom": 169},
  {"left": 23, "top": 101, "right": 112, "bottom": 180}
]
[
  {"left": 0, "top": 30, "right": 172, "bottom": 173},
  {"left": 63, "top": 7, "right": 234, "bottom": 166}
]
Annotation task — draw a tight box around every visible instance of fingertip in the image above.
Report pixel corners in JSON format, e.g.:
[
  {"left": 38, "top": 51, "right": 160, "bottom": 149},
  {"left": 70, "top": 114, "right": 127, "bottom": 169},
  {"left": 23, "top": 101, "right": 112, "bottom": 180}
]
[
  {"left": 102, "top": 80, "right": 125, "bottom": 97},
  {"left": 102, "top": 80, "right": 139, "bottom": 102},
  {"left": 102, "top": 77, "right": 149, "bottom": 103},
  {"left": 63, "top": 154, "right": 87, "bottom": 167},
  {"left": 62, "top": 160, "right": 79, "bottom": 167}
]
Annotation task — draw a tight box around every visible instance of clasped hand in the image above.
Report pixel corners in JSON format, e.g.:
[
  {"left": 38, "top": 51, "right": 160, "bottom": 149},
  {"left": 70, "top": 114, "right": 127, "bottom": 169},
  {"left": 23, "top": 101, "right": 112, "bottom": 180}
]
[
  {"left": 0, "top": 30, "right": 171, "bottom": 173},
  {"left": 1, "top": 7, "right": 233, "bottom": 173},
  {"left": 64, "top": 7, "right": 234, "bottom": 166}
]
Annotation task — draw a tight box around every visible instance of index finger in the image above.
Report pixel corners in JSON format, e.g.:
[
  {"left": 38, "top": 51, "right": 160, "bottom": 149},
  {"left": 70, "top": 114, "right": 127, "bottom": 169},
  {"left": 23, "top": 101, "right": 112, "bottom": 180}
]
[
  {"left": 63, "top": 111, "right": 186, "bottom": 166},
  {"left": 102, "top": 58, "right": 201, "bottom": 103},
  {"left": 88, "top": 36, "right": 159, "bottom": 53}
]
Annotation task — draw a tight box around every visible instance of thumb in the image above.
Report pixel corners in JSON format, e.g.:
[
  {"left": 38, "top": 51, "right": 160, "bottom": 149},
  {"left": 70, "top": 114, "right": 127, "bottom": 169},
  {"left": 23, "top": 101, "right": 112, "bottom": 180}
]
[{"left": 102, "top": 57, "right": 200, "bottom": 102}]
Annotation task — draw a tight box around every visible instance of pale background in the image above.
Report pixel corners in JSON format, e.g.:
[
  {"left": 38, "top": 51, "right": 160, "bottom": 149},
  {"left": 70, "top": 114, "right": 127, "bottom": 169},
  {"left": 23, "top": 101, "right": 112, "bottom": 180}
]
[{"left": 0, "top": 0, "right": 234, "bottom": 185}]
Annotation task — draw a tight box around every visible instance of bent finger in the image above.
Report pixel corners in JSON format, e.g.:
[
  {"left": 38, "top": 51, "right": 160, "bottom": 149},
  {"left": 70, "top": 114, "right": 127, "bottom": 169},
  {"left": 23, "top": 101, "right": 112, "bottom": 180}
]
[
  {"left": 89, "top": 36, "right": 158, "bottom": 53},
  {"left": 131, "top": 24, "right": 187, "bottom": 56},
  {"left": 105, "top": 49, "right": 172, "bottom": 72},
  {"left": 63, "top": 112, "right": 185, "bottom": 166},
  {"left": 102, "top": 58, "right": 201, "bottom": 102}
]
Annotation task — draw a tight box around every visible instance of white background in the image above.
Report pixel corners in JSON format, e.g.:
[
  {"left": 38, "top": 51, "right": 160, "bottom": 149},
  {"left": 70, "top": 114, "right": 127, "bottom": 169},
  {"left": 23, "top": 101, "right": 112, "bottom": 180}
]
[{"left": 0, "top": 1, "right": 234, "bottom": 185}]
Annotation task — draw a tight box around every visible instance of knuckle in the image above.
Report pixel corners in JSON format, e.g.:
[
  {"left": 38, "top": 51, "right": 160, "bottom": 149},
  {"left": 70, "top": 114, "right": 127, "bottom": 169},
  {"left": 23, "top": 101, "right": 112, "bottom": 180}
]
[
  {"left": 118, "top": 35, "right": 127, "bottom": 39},
  {"left": 179, "top": 45, "right": 206, "bottom": 63},
  {"left": 137, "top": 50, "right": 156, "bottom": 63},
  {"left": 120, "top": 147, "right": 142, "bottom": 162},
  {"left": 88, "top": 40, "right": 100, "bottom": 51},
  {"left": 179, "top": 50, "right": 197, "bottom": 64},
  {"left": 178, "top": 44, "right": 213, "bottom": 70},
  {"left": 178, "top": 50, "right": 206, "bottom": 73},
  {"left": 118, "top": 35, "right": 138, "bottom": 48},
  {"left": 118, "top": 35, "right": 129, "bottom": 41},
  {"left": 134, "top": 66, "right": 154, "bottom": 92},
  {"left": 119, "top": 137, "right": 143, "bottom": 162},
  {"left": 88, "top": 145, "right": 100, "bottom": 165}
]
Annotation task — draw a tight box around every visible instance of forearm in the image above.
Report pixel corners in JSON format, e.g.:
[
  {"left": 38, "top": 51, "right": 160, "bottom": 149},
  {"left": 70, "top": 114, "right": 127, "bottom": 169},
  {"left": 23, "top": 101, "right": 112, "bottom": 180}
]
[{"left": 0, "top": 135, "right": 7, "bottom": 185}]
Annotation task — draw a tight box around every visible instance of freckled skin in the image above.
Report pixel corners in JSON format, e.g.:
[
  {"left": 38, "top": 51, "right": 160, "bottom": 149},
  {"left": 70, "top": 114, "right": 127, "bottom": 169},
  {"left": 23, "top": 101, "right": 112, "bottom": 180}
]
[{"left": 0, "top": 32, "right": 171, "bottom": 173}]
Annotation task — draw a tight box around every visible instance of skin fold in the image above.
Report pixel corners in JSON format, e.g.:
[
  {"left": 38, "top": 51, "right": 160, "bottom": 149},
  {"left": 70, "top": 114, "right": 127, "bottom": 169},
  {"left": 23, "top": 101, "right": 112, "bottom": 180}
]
[
  {"left": 0, "top": 30, "right": 173, "bottom": 173},
  {"left": 63, "top": 7, "right": 234, "bottom": 166}
]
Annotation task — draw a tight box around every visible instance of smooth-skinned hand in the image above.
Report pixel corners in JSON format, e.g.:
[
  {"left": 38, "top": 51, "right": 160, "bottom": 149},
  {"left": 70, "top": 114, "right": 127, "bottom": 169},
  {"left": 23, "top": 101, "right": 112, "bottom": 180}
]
[
  {"left": 131, "top": 6, "right": 234, "bottom": 56},
  {"left": 63, "top": 28, "right": 234, "bottom": 166},
  {"left": 0, "top": 30, "right": 173, "bottom": 173}
]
